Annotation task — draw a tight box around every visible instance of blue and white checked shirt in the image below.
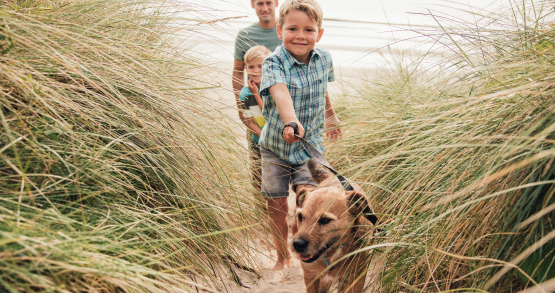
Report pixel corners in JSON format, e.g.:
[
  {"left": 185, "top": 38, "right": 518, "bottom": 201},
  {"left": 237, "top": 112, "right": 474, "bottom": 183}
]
[{"left": 259, "top": 45, "right": 335, "bottom": 165}]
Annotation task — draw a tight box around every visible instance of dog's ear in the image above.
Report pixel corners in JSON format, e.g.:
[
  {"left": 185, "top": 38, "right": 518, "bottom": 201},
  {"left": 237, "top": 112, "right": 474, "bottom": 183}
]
[
  {"left": 296, "top": 188, "right": 309, "bottom": 208},
  {"left": 307, "top": 159, "right": 334, "bottom": 184},
  {"left": 347, "top": 191, "right": 379, "bottom": 225}
]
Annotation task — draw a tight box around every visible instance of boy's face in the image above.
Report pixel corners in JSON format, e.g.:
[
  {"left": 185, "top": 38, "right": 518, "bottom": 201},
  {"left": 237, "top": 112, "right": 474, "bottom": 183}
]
[
  {"left": 277, "top": 10, "right": 324, "bottom": 63},
  {"left": 251, "top": 0, "right": 278, "bottom": 25},
  {"left": 246, "top": 57, "right": 265, "bottom": 85}
]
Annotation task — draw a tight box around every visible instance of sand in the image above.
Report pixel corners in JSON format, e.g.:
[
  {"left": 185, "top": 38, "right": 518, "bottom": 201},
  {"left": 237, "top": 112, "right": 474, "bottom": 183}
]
[
  {"left": 216, "top": 194, "right": 307, "bottom": 293},
  {"left": 198, "top": 64, "right": 379, "bottom": 293}
]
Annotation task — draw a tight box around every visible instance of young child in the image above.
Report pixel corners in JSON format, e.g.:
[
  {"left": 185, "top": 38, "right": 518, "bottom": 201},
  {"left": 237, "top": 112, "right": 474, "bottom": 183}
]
[
  {"left": 239, "top": 46, "right": 272, "bottom": 195},
  {"left": 258, "top": 0, "right": 342, "bottom": 270}
]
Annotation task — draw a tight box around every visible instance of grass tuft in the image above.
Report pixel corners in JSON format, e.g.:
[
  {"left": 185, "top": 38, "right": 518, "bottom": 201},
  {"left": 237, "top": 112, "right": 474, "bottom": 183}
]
[
  {"left": 329, "top": 1, "right": 555, "bottom": 291},
  {"left": 0, "top": 0, "right": 261, "bottom": 291}
]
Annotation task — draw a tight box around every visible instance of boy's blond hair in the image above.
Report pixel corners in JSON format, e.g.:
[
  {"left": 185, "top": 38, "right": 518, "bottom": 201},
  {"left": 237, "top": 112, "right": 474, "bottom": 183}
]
[
  {"left": 278, "top": 0, "right": 323, "bottom": 30},
  {"left": 244, "top": 45, "right": 272, "bottom": 65}
]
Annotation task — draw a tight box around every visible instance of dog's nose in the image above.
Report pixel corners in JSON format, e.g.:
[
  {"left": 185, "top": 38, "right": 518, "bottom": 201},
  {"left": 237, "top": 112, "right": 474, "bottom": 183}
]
[{"left": 293, "top": 237, "right": 309, "bottom": 253}]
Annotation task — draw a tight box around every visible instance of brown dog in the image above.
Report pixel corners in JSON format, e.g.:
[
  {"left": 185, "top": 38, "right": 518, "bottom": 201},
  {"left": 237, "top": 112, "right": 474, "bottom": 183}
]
[{"left": 292, "top": 159, "right": 379, "bottom": 293}]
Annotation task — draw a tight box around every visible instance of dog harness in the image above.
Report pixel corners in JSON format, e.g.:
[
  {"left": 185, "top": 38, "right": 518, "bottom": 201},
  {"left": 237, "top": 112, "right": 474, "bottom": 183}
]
[
  {"left": 283, "top": 122, "right": 381, "bottom": 227},
  {"left": 283, "top": 122, "right": 354, "bottom": 191}
]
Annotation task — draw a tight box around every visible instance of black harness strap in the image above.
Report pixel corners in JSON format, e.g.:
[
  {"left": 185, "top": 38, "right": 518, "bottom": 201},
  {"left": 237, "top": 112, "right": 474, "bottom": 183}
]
[
  {"left": 283, "top": 121, "right": 353, "bottom": 191},
  {"left": 283, "top": 122, "right": 382, "bottom": 230}
]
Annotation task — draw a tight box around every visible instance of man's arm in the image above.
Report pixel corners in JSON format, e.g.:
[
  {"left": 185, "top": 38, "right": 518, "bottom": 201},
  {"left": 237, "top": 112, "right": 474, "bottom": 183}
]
[
  {"left": 269, "top": 84, "right": 304, "bottom": 143},
  {"left": 324, "top": 90, "right": 342, "bottom": 141},
  {"left": 232, "top": 59, "right": 247, "bottom": 123}
]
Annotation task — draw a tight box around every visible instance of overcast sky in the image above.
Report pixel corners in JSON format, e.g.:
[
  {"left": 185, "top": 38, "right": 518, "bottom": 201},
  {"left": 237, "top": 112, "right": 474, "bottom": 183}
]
[{"left": 217, "top": 0, "right": 502, "bottom": 24}]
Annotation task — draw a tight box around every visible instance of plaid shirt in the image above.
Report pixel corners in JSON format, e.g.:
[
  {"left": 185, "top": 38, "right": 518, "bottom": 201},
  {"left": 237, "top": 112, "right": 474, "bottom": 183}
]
[{"left": 259, "top": 45, "right": 335, "bottom": 165}]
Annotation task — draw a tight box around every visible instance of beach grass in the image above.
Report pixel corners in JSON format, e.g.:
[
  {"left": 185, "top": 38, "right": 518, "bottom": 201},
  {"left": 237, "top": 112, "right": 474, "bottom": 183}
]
[
  {"left": 3, "top": 0, "right": 555, "bottom": 292},
  {"left": 0, "top": 0, "right": 263, "bottom": 292},
  {"left": 328, "top": 1, "right": 555, "bottom": 292}
]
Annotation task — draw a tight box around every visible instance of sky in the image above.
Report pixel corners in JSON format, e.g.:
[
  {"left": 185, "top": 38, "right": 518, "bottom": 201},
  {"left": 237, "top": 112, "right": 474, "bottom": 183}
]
[
  {"left": 184, "top": 0, "right": 506, "bottom": 68},
  {"left": 222, "top": 0, "right": 502, "bottom": 23}
]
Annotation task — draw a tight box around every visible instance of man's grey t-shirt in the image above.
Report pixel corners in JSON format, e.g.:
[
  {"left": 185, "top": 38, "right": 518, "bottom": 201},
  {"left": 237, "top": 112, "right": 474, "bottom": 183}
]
[{"left": 234, "top": 23, "right": 282, "bottom": 61}]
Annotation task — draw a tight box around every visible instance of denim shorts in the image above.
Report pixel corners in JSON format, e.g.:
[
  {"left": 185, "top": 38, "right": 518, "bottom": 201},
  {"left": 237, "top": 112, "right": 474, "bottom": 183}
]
[{"left": 261, "top": 147, "right": 317, "bottom": 198}]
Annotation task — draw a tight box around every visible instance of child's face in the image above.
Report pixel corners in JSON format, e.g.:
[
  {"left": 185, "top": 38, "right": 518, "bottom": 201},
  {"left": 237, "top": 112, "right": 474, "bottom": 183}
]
[
  {"left": 246, "top": 57, "right": 265, "bottom": 85},
  {"left": 277, "top": 10, "right": 324, "bottom": 63}
]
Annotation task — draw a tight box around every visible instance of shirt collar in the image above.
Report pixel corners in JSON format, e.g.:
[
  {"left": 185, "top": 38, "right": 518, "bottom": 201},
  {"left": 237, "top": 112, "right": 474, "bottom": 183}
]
[{"left": 279, "top": 45, "right": 322, "bottom": 70}]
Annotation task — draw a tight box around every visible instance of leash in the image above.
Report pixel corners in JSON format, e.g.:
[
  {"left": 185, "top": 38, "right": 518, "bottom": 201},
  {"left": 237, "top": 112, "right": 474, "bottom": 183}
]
[
  {"left": 283, "top": 122, "right": 354, "bottom": 191},
  {"left": 282, "top": 122, "right": 382, "bottom": 228}
]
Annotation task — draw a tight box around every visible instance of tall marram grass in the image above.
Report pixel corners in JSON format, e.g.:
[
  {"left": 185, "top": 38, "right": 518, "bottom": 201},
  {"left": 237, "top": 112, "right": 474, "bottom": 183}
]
[
  {"left": 0, "top": 0, "right": 259, "bottom": 292},
  {"left": 329, "top": 1, "right": 555, "bottom": 292}
]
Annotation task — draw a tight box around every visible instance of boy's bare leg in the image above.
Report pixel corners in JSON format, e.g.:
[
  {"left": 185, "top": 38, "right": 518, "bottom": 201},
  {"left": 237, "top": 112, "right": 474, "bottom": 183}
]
[
  {"left": 266, "top": 197, "right": 290, "bottom": 270},
  {"left": 291, "top": 184, "right": 315, "bottom": 236}
]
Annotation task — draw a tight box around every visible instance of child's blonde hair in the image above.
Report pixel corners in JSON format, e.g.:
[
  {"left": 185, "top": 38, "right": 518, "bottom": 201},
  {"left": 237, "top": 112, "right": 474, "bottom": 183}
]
[
  {"left": 278, "top": 0, "right": 323, "bottom": 30},
  {"left": 244, "top": 45, "right": 272, "bottom": 65}
]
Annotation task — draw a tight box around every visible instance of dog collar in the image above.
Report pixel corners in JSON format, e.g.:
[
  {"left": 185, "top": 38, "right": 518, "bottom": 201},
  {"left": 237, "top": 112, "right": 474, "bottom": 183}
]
[{"left": 322, "top": 243, "right": 349, "bottom": 267}]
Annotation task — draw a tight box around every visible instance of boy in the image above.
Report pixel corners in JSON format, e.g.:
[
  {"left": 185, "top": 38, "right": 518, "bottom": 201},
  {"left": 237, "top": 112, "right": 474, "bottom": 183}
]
[
  {"left": 258, "top": 0, "right": 342, "bottom": 270},
  {"left": 239, "top": 46, "right": 272, "bottom": 193}
]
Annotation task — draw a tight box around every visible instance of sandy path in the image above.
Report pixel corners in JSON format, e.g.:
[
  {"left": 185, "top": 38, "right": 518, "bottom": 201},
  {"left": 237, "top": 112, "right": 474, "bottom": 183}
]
[{"left": 208, "top": 193, "right": 306, "bottom": 293}]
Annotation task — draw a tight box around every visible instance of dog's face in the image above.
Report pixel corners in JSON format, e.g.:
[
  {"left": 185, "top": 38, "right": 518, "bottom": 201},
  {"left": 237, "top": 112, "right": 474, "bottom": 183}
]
[
  {"left": 293, "top": 187, "right": 357, "bottom": 263},
  {"left": 292, "top": 159, "right": 373, "bottom": 264}
]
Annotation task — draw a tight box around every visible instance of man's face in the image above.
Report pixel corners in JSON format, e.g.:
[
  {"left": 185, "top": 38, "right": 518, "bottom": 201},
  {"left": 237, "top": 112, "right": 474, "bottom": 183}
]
[
  {"left": 277, "top": 10, "right": 323, "bottom": 62},
  {"left": 251, "top": 0, "right": 277, "bottom": 24}
]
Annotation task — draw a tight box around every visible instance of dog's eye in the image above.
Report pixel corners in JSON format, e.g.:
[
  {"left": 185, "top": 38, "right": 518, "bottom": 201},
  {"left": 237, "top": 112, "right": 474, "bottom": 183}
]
[
  {"left": 318, "top": 217, "right": 332, "bottom": 225},
  {"left": 298, "top": 214, "right": 303, "bottom": 222}
]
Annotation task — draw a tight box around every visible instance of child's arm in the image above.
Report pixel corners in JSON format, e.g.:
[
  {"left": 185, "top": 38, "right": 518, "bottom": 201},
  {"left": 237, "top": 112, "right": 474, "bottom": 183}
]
[
  {"left": 324, "top": 90, "right": 342, "bottom": 142},
  {"left": 269, "top": 84, "right": 304, "bottom": 143},
  {"left": 244, "top": 118, "right": 262, "bottom": 138},
  {"left": 247, "top": 79, "right": 264, "bottom": 110}
]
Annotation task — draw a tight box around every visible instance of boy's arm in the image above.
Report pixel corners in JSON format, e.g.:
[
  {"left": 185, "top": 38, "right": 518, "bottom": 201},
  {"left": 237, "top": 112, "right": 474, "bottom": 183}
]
[
  {"left": 244, "top": 118, "right": 262, "bottom": 138},
  {"left": 269, "top": 84, "right": 304, "bottom": 143},
  {"left": 324, "top": 90, "right": 342, "bottom": 142},
  {"left": 247, "top": 79, "right": 264, "bottom": 110}
]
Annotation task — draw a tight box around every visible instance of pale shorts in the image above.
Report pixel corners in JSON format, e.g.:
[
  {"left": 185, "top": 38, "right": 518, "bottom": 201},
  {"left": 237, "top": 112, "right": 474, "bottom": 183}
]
[{"left": 261, "top": 147, "right": 317, "bottom": 198}]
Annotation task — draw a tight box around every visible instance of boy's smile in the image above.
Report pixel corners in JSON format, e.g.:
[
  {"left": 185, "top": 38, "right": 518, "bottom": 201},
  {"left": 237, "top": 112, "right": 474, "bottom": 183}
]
[{"left": 277, "top": 10, "right": 324, "bottom": 65}]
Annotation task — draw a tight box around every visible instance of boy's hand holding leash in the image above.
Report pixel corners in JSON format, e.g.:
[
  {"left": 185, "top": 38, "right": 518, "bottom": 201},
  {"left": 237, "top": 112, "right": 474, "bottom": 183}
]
[
  {"left": 283, "top": 118, "right": 341, "bottom": 143},
  {"left": 282, "top": 119, "right": 304, "bottom": 143}
]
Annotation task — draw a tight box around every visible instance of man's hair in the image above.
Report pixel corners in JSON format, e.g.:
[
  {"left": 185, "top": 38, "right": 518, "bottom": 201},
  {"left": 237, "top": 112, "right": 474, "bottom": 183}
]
[
  {"left": 278, "top": 0, "right": 323, "bottom": 30},
  {"left": 244, "top": 46, "right": 272, "bottom": 64}
]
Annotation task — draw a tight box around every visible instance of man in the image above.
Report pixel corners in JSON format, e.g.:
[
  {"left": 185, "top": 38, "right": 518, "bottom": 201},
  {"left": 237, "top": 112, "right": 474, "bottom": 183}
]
[
  {"left": 233, "top": 0, "right": 281, "bottom": 123},
  {"left": 232, "top": 0, "right": 282, "bottom": 269},
  {"left": 233, "top": 1, "right": 281, "bottom": 198}
]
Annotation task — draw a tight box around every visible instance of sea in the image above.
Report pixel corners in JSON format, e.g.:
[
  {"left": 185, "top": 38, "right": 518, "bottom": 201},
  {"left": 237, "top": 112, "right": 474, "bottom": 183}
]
[{"left": 179, "top": 0, "right": 504, "bottom": 69}]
